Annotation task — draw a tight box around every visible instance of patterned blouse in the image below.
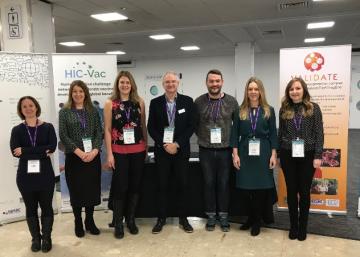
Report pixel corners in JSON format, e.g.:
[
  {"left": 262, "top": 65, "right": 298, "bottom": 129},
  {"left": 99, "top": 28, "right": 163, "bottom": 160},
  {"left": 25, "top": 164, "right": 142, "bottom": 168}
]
[
  {"left": 59, "top": 107, "right": 102, "bottom": 154},
  {"left": 278, "top": 102, "right": 324, "bottom": 159},
  {"left": 111, "top": 99, "right": 144, "bottom": 146}
]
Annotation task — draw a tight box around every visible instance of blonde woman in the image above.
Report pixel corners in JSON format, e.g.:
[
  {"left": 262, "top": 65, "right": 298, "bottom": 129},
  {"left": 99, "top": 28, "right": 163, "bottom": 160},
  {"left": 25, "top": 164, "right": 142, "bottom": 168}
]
[{"left": 230, "top": 77, "right": 278, "bottom": 236}]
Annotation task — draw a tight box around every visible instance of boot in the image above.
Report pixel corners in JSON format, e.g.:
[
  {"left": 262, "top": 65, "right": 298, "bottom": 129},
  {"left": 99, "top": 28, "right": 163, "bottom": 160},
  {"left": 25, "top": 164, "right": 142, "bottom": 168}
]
[
  {"left": 288, "top": 206, "right": 299, "bottom": 240},
  {"left": 205, "top": 213, "right": 216, "bottom": 231},
  {"left": 85, "top": 206, "right": 100, "bottom": 235},
  {"left": 41, "top": 216, "right": 53, "bottom": 252},
  {"left": 72, "top": 206, "right": 85, "bottom": 238},
  {"left": 26, "top": 217, "right": 41, "bottom": 252},
  {"left": 126, "top": 194, "right": 139, "bottom": 235},
  {"left": 113, "top": 199, "right": 124, "bottom": 239},
  {"left": 298, "top": 211, "right": 309, "bottom": 241},
  {"left": 219, "top": 213, "right": 230, "bottom": 232}
]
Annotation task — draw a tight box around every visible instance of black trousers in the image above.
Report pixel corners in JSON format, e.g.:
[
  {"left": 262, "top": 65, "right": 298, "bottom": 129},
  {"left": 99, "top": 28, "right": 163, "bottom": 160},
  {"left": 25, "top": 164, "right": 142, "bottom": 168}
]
[
  {"left": 280, "top": 149, "right": 315, "bottom": 228},
  {"left": 20, "top": 190, "right": 54, "bottom": 218},
  {"left": 111, "top": 151, "right": 146, "bottom": 200},
  {"left": 199, "top": 147, "right": 231, "bottom": 214},
  {"left": 155, "top": 149, "right": 189, "bottom": 218}
]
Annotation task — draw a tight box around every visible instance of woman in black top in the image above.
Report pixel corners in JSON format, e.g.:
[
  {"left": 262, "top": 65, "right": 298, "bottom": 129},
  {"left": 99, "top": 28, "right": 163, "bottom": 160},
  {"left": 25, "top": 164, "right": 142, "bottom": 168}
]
[
  {"left": 59, "top": 80, "right": 102, "bottom": 238},
  {"left": 278, "top": 77, "right": 324, "bottom": 241},
  {"left": 10, "top": 96, "right": 57, "bottom": 253}
]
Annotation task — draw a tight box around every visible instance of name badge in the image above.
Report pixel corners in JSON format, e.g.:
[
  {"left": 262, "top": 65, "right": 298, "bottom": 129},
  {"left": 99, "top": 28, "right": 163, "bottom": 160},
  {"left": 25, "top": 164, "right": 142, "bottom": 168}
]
[
  {"left": 28, "top": 160, "right": 40, "bottom": 174},
  {"left": 163, "top": 127, "right": 174, "bottom": 143},
  {"left": 210, "top": 128, "right": 222, "bottom": 144},
  {"left": 82, "top": 137, "right": 93, "bottom": 153},
  {"left": 123, "top": 128, "right": 135, "bottom": 144},
  {"left": 249, "top": 138, "right": 260, "bottom": 156},
  {"left": 292, "top": 139, "right": 304, "bottom": 157},
  {"left": 178, "top": 108, "right": 185, "bottom": 114}
]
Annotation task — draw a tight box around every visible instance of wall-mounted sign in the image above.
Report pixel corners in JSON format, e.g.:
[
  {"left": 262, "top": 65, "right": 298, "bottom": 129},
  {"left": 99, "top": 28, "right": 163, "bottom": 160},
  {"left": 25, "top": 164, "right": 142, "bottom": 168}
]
[{"left": 6, "top": 4, "right": 23, "bottom": 39}]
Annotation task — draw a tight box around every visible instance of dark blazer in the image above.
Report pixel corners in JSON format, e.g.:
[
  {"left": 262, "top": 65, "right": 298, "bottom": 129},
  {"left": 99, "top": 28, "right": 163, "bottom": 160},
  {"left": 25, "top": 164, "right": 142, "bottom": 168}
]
[{"left": 147, "top": 93, "right": 195, "bottom": 157}]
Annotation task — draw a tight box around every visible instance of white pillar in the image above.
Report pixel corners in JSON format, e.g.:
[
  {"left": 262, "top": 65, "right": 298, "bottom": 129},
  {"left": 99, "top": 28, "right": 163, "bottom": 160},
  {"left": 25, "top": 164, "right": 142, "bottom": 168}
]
[
  {"left": 234, "top": 42, "right": 255, "bottom": 102},
  {"left": 0, "top": 0, "right": 55, "bottom": 53}
]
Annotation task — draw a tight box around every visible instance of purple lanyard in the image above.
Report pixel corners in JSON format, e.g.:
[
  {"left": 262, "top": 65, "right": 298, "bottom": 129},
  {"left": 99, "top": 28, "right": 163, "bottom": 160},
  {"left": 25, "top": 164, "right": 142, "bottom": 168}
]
[
  {"left": 25, "top": 119, "right": 38, "bottom": 147},
  {"left": 124, "top": 107, "right": 131, "bottom": 123},
  {"left": 208, "top": 96, "right": 222, "bottom": 124},
  {"left": 74, "top": 109, "right": 87, "bottom": 130},
  {"left": 249, "top": 107, "right": 260, "bottom": 135},
  {"left": 293, "top": 113, "right": 302, "bottom": 137},
  {"left": 166, "top": 101, "right": 176, "bottom": 127}
]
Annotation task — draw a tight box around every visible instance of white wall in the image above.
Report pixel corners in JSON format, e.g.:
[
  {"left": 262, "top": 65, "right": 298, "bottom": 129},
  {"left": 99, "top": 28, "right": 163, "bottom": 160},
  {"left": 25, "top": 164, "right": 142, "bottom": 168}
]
[{"left": 123, "top": 52, "right": 359, "bottom": 128}]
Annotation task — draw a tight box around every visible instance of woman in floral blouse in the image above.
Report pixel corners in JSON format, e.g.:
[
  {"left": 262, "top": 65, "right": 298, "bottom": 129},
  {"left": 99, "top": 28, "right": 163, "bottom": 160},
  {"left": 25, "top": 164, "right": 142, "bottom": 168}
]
[{"left": 104, "top": 71, "right": 147, "bottom": 239}]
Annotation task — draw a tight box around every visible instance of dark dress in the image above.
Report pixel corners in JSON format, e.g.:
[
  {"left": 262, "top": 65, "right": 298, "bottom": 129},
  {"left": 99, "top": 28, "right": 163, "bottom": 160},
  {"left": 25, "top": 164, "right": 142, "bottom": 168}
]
[
  {"left": 59, "top": 108, "right": 102, "bottom": 207},
  {"left": 10, "top": 122, "right": 57, "bottom": 193},
  {"left": 230, "top": 106, "right": 278, "bottom": 222}
]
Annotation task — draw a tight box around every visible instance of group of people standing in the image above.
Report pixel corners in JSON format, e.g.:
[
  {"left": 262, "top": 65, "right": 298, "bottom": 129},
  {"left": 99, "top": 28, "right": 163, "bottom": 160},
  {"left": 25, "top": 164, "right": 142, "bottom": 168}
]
[{"left": 10, "top": 68, "right": 323, "bottom": 253}]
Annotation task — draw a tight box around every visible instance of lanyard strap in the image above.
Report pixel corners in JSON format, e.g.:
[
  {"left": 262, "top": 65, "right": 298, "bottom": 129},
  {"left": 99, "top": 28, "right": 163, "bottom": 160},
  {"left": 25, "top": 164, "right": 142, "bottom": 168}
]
[
  {"left": 249, "top": 107, "right": 260, "bottom": 135},
  {"left": 293, "top": 113, "right": 302, "bottom": 137},
  {"left": 166, "top": 101, "right": 176, "bottom": 126},
  {"left": 124, "top": 107, "right": 131, "bottom": 123},
  {"left": 208, "top": 95, "right": 222, "bottom": 124},
  {"left": 25, "top": 119, "right": 38, "bottom": 147},
  {"left": 74, "top": 109, "right": 87, "bottom": 130}
]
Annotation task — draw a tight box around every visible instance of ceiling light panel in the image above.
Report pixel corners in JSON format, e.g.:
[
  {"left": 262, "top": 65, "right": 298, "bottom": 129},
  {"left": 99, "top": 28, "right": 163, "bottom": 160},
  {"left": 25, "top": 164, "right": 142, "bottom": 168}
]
[
  {"left": 180, "top": 46, "right": 200, "bottom": 51},
  {"left": 91, "top": 12, "right": 128, "bottom": 22},
  {"left": 149, "top": 34, "right": 175, "bottom": 40},
  {"left": 59, "top": 41, "right": 85, "bottom": 47},
  {"left": 304, "top": 37, "right": 325, "bottom": 43},
  {"left": 307, "top": 21, "right": 335, "bottom": 29}
]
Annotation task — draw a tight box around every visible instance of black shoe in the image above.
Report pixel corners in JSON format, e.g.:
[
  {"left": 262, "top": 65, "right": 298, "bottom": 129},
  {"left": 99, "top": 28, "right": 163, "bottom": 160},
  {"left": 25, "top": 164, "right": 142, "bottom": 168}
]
[
  {"left": 250, "top": 224, "right": 260, "bottom": 236},
  {"left": 75, "top": 219, "right": 85, "bottom": 238},
  {"left": 240, "top": 222, "right": 251, "bottom": 231},
  {"left": 298, "top": 228, "right": 307, "bottom": 241},
  {"left": 152, "top": 218, "right": 166, "bottom": 234},
  {"left": 114, "top": 224, "right": 124, "bottom": 239},
  {"left": 288, "top": 228, "right": 298, "bottom": 240},
  {"left": 205, "top": 217, "right": 216, "bottom": 231},
  {"left": 108, "top": 217, "right": 115, "bottom": 228},
  {"left": 85, "top": 218, "right": 100, "bottom": 235},
  {"left": 179, "top": 218, "right": 194, "bottom": 233},
  {"left": 126, "top": 217, "right": 139, "bottom": 235},
  {"left": 219, "top": 217, "right": 230, "bottom": 232},
  {"left": 31, "top": 237, "right": 42, "bottom": 252},
  {"left": 41, "top": 237, "right": 52, "bottom": 253}
]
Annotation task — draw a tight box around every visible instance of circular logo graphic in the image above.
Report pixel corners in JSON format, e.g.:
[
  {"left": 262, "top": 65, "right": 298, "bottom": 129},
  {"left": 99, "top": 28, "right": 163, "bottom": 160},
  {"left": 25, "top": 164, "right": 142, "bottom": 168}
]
[
  {"left": 356, "top": 100, "right": 360, "bottom": 111},
  {"left": 304, "top": 52, "right": 325, "bottom": 72},
  {"left": 150, "top": 85, "right": 158, "bottom": 96}
]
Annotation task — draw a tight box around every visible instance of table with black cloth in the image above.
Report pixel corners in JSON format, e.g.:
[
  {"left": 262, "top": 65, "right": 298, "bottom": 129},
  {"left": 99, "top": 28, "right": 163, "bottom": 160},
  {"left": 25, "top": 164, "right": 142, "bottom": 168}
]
[{"left": 135, "top": 159, "right": 271, "bottom": 218}]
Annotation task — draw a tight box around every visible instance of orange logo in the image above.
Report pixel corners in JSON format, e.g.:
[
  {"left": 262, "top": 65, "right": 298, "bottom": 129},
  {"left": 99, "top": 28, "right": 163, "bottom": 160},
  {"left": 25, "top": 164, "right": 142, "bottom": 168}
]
[{"left": 304, "top": 52, "right": 325, "bottom": 71}]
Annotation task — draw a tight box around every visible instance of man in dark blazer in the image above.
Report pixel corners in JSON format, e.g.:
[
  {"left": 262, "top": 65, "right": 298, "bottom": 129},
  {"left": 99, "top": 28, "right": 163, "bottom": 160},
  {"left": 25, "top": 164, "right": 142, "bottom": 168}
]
[{"left": 147, "top": 71, "right": 195, "bottom": 233}]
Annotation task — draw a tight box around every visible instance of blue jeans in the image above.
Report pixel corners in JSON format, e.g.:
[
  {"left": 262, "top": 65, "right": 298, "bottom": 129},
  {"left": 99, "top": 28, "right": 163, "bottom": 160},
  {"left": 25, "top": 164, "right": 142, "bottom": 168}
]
[{"left": 199, "top": 147, "right": 232, "bottom": 215}]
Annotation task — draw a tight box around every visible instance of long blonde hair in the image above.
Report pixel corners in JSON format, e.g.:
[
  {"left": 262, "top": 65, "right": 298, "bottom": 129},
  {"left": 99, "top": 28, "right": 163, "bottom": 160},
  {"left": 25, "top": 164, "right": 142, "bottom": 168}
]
[
  {"left": 111, "top": 70, "right": 140, "bottom": 104},
  {"left": 239, "top": 77, "right": 271, "bottom": 120},
  {"left": 280, "top": 77, "right": 314, "bottom": 119}
]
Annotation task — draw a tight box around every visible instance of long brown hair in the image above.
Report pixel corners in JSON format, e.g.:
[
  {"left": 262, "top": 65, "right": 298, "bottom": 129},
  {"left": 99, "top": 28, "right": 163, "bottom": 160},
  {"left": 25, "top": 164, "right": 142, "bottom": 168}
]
[
  {"left": 111, "top": 70, "right": 140, "bottom": 104},
  {"left": 280, "top": 77, "right": 313, "bottom": 119},
  {"left": 239, "top": 77, "right": 271, "bottom": 120},
  {"left": 64, "top": 80, "right": 94, "bottom": 111}
]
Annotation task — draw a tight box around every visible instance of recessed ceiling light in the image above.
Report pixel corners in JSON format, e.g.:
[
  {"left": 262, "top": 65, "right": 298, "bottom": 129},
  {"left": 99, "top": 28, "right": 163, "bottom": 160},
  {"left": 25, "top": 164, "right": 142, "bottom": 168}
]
[
  {"left": 304, "top": 37, "right": 325, "bottom": 43},
  {"left": 58, "top": 41, "right": 85, "bottom": 47},
  {"left": 149, "top": 34, "right": 175, "bottom": 40},
  {"left": 180, "top": 46, "right": 200, "bottom": 51},
  {"left": 307, "top": 21, "right": 335, "bottom": 29},
  {"left": 91, "top": 12, "right": 128, "bottom": 22},
  {"left": 106, "top": 51, "right": 126, "bottom": 55}
]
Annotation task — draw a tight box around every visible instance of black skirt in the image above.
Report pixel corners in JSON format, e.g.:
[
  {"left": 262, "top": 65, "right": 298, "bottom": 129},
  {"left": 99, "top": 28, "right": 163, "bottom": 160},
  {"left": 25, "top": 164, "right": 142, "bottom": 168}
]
[{"left": 65, "top": 153, "right": 101, "bottom": 207}]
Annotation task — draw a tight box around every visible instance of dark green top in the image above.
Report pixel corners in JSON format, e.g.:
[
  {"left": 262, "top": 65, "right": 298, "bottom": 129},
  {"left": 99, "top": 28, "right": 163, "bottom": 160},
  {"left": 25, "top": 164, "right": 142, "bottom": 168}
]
[
  {"left": 230, "top": 106, "right": 278, "bottom": 189},
  {"left": 59, "top": 107, "right": 102, "bottom": 153}
]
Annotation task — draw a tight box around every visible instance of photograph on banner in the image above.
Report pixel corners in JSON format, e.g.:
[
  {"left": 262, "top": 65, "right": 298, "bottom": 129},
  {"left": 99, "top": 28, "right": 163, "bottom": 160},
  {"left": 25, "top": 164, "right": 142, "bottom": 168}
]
[
  {"left": 278, "top": 45, "right": 351, "bottom": 214},
  {"left": 0, "top": 53, "right": 56, "bottom": 223},
  {"left": 52, "top": 54, "right": 117, "bottom": 212}
]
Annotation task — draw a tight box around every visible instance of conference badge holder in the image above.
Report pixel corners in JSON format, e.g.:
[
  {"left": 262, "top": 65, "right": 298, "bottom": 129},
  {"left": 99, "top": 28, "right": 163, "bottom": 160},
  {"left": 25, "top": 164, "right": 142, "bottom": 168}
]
[
  {"left": 163, "top": 127, "right": 174, "bottom": 143},
  {"left": 292, "top": 138, "right": 304, "bottom": 157},
  {"left": 82, "top": 137, "right": 93, "bottom": 153},
  {"left": 210, "top": 127, "right": 222, "bottom": 144},
  {"left": 27, "top": 160, "right": 40, "bottom": 174},
  {"left": 123, "top": 128, "right": 135, "bottom": 144},
  {"left": 248, "top": 138, "right": 260, "bottom": 156}
]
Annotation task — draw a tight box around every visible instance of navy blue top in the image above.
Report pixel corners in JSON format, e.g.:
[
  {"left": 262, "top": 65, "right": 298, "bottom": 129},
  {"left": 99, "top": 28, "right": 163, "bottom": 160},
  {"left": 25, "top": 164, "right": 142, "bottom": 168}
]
[{"left": 10, "top": 122, "right": 57, "bottom": 192}]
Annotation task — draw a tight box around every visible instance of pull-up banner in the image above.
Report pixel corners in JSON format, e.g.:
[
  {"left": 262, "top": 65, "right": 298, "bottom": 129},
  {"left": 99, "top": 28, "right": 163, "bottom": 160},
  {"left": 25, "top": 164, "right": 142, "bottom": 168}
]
[{"left": 278, "top": 45, "right": 351, "bottom": 214}]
